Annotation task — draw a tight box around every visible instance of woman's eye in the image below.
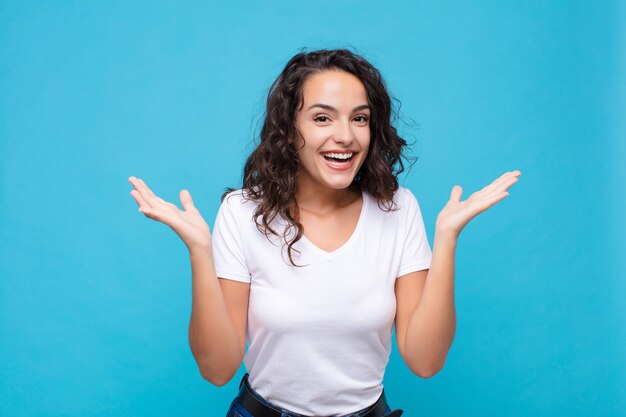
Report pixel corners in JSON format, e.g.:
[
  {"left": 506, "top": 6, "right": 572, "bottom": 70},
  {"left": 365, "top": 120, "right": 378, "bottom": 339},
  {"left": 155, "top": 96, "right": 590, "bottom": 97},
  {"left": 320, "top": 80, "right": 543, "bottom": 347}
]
[{"left": 314, "top": 115, "right": 369, "bottom": 123}]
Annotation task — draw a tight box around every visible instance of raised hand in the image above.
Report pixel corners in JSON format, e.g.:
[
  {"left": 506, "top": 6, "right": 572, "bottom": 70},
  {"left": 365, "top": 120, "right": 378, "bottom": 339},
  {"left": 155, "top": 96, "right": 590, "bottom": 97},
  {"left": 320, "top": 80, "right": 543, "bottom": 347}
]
[
  {"left": 128, "top": 176, "right": 212, "bottom": 252},
  {"left": 435, "top": 170, "right": 522, "bottom": 239}
]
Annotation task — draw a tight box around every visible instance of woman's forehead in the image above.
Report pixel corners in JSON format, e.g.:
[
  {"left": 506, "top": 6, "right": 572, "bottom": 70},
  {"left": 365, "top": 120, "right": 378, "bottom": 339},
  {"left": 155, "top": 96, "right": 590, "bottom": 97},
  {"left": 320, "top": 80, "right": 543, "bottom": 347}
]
[{"left": 301, "top": 70, "right": 368, "bottom": 109}]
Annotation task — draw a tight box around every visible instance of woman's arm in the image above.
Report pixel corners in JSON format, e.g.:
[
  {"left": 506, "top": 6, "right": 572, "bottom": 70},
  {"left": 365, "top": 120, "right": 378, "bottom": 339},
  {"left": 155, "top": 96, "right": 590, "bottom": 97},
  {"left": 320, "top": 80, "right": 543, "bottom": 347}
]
[
  {"left": 397, "top": 170, "right": 521, "bottom": 377},
  {"left": 398, "top": 231, "right": 457, "bottom": 377},
  {"left": 127, "top": 176, "right": 245, "bottom": 385},
  {"left": 188, "top": 246, "right": 245, "bottom": 386}
]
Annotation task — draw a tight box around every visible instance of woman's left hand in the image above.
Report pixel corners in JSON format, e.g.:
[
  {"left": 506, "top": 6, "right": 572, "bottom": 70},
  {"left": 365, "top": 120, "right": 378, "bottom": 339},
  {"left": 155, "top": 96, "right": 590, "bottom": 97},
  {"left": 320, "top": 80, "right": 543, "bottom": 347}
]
[{"left": 435, "top": 170, "right": 522, "bottom": 239}]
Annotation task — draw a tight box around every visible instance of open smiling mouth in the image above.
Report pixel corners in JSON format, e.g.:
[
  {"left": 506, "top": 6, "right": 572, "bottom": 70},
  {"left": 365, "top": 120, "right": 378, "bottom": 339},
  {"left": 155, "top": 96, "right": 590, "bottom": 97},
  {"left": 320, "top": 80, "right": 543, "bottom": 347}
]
[{"left": 320, "top": 152, "right": 356, "bottom": 170}]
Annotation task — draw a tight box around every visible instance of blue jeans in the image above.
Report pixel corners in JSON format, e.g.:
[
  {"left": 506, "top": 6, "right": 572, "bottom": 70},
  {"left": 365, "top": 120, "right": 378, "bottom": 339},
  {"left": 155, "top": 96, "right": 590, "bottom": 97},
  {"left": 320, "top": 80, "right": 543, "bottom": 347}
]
[{"left": 225, "top": 375, "right": 394, "bottom": 417}]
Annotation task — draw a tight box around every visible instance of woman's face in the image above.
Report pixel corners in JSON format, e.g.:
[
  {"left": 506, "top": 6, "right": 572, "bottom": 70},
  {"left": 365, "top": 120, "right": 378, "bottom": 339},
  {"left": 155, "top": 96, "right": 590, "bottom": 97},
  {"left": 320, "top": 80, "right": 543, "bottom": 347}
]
[{"left": 292, "top": 69, "right": 371, "bottom": 192}]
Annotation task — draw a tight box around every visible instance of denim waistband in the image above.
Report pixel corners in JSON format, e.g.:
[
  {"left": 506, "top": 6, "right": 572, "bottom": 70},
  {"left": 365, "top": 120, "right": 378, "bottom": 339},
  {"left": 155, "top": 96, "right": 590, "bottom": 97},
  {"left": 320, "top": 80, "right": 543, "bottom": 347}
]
[{"left": 235, "top": 373, "right": 397, "bottom": 417}]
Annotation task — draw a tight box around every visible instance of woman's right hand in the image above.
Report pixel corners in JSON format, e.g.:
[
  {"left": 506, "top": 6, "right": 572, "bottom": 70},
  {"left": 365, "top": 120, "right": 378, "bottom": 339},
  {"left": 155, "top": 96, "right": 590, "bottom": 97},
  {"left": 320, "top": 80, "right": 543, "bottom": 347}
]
[{"left": 128, "top": 176, "right": 212, "bottom": 253}]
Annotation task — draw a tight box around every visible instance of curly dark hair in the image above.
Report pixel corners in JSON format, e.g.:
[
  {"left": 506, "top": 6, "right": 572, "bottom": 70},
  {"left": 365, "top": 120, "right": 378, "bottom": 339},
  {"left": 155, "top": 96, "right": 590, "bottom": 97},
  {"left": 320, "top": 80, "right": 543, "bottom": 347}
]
[{"left": 222, "top": 47, "right": 416, "bottom": 267}]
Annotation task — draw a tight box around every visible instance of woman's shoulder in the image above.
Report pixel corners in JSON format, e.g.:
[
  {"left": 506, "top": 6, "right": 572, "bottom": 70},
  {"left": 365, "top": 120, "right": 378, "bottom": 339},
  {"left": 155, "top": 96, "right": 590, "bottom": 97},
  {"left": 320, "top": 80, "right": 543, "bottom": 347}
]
[
  {"left": 220, "top": 187, "right": 260, "bottom": 213},
  {"left": 393, "top": 186, "right": 427, "bottom": 225},
  {"left": 221, "top": 188, "right": 261, "bottom": 220},
  {"left": 364, "top": 185, "right": 422, "bottom": 222},
  {"left": 393, "top": 185, "right": 420, "bottom": 206},
  {"left": 364, "top": 185, "right": 415, "bottom": 218}
]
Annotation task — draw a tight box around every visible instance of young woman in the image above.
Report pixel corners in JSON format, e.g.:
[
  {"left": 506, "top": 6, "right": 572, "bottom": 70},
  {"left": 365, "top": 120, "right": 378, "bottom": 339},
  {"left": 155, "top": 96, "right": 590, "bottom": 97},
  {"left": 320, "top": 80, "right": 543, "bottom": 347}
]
[{"left": 128, "top": 48, "right": 521, "bottom": 417}]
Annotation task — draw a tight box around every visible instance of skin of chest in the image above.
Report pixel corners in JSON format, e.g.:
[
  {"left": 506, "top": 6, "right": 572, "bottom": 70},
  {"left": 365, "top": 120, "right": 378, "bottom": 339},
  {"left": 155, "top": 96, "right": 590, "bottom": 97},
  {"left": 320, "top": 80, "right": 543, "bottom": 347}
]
[{"left": 298, "top": 194, "right": 363, "bottom": 253}]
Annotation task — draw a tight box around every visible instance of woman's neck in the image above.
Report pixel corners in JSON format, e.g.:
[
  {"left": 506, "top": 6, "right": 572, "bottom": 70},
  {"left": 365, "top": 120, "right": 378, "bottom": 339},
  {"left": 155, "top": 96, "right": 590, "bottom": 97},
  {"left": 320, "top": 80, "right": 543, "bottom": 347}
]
[{"left": 294, "top": 175, "right": 361, "bottom": 215}]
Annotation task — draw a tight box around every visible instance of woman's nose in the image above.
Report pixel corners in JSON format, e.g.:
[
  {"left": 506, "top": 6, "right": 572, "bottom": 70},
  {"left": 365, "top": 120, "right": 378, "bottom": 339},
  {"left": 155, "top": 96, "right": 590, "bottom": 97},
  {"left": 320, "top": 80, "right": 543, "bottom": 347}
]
[{"left": 333, "top": 120, "right": 356, "bottom": 144}]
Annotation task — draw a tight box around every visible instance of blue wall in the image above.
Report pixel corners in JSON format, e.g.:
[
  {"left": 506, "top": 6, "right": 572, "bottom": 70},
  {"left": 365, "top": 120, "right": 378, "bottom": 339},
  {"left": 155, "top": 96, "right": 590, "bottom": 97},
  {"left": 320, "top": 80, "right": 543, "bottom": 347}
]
[{"left": 1, "top": 1, "right": 624, "bottom": 416}]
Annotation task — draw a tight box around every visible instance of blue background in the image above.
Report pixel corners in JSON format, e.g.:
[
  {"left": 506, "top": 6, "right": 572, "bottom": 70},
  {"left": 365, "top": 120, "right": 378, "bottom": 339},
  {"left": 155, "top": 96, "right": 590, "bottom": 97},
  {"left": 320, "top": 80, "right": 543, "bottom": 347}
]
[{"left": 1, "top": 1, "right": 624, "bottom": 416}]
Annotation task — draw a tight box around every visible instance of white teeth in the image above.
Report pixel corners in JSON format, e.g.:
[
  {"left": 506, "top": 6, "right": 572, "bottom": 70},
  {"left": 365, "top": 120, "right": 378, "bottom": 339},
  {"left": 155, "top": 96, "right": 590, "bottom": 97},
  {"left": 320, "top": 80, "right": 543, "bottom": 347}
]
[{"left": 321, "top": 152, "right": 353, "bottom": 159}]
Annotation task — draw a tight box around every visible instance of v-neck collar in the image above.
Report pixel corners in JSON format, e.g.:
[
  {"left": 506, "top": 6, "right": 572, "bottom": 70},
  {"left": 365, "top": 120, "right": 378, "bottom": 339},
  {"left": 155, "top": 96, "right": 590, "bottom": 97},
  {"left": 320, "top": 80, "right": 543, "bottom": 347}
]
[{"left": 299, "top": 188, "right": 368, "bottom": 259}]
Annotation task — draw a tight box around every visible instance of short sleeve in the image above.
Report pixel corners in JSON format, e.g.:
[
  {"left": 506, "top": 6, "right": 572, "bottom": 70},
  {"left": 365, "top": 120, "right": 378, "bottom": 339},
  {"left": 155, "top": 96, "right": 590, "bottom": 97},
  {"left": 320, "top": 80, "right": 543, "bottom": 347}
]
[
  {"left": 211, "top": 192, "right": 252, "bottom": 283},
  {"left": 397, "top": 188, "right": 432, "bottom": 278}
]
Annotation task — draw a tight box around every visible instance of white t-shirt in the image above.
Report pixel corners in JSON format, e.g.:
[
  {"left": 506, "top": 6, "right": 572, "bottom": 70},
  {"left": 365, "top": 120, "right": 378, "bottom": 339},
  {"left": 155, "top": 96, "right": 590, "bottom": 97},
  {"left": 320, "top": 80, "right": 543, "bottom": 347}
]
[{"left": 211, "top": 185, "right": 432, "bottom": 416}]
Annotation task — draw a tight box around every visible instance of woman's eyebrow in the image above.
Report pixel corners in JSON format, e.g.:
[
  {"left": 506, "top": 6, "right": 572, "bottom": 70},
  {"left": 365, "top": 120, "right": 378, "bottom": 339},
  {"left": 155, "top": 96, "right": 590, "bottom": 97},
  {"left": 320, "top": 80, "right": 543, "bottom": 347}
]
[{"left": 306, "top": 103, "right": 370, "bottom": 113}]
